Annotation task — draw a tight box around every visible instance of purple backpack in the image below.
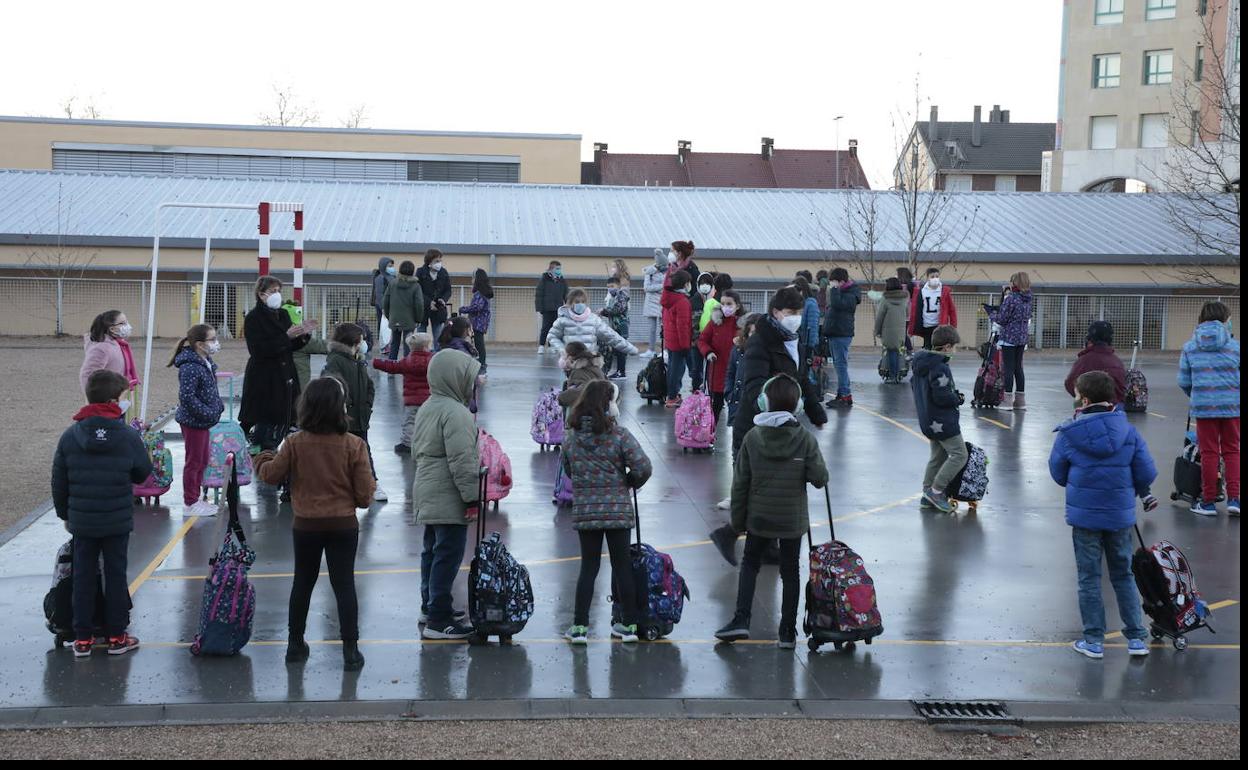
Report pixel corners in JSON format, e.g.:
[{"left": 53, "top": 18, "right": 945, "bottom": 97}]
[
  {"left": 190, "top": 456, "right": 255, "bottom": 656},
  {"left": 531, "top": 388, "right": 565, "bottom": 448},
  {"left": 553, "top": 462, "right": 574, "bottom": 507}
]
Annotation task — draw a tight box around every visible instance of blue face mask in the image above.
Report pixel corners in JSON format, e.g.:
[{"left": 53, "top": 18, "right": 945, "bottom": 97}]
[
  {"left": 553, "top": 268, "right": 563, "bottom": 278},
  {"left": 573, "top": 303, "right": 588, "bottom": 315}
]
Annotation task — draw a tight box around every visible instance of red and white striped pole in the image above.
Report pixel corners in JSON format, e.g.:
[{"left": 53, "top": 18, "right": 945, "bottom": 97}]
[
  {"left": 292, "top": 209, "right": 304, "bottom": 305},
  {"left": 257, "top": 201, "right": 271, "bottom": 277}
]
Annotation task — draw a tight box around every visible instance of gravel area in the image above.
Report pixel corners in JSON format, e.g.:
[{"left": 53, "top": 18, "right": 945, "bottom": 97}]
[{"left": 0, "top": 719, "right": 1238, "bottom": 759}]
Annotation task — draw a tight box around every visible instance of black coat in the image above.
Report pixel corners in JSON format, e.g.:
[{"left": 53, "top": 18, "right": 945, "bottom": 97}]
[
  {"left": 911, "top": 350, "right": 962, "bottom": 440},
  {"left": 732, "top": 317, "right": 828, "bottom": 451},
  {"left": 52, "top": 417, "right": 153, "bottom": 538},
  {"left": 822, "top": 282, "right": 863, "bottom": 339},
  {"left": 535, "top": 272, "right": 569, "bottom": 313},
  {"left": 417, "top": 266, "right": 453, "bottom": 325},
  {"left": 240, "top": 301, "right": 307, "bottom": 429}
]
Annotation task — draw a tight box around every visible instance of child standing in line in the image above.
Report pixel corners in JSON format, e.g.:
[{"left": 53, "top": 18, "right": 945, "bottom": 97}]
[
  {"left": 1178, "top": 301, "right": 1241, "bottom": 517},
  {"left": 910, "top": 325, "right": 968, "bottom": 513},
  {"left": 372, "top": 332, "right": 434, "bottom": 454},
  {"left": 698, "top": 290, "right": 742, "bottom": 425},
  {"left": 322, "top": 323, "right": 384, "bottom": 503},
  {"left": 53, "top": 370, "right": 153, "bottom": 659},
  {"left": 600, "top": 275, "right": 631, "bottom": 380},
  {"left": 1050, "top": 371, "right": 1158, "bottom": 659},
  {"left": 255, "top": 377, "right": 375, "bottom": 671},
  {"left": 170, "top": 324, "right": 225, "bottom": 517},
  {"left": 661, "top": 271, "right": 694, "bottom": 408},
  {"left": 715, "top": 313, "right": 764, "bottom": 512},
  {"left": 561, "top": 380, "right": 653, "bottom": 644},
  {"left": 411, "top": 350, "right": 483, "bottom": 640},
  {"left": 558, "top": 341, "right": 607, "bottom": 407},
  {"left": 458, "top": 269, "right": 493, "bottom": 374},
  {"left": 439, "top": 316, "right": 483, "bottom": 413},
  {"left": 715, "top": 375, "right": 828, "bottom": 648}
]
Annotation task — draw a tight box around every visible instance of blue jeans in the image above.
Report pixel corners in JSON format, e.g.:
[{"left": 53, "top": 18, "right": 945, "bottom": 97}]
[
  {"left": 418, "top": 321, "right": 446, "bottom": 351},
  {"left": 667, "top": 348, "right": 693, "bottom": 399},
  {"left": 421, "top": 524, "right": 469, "bottom": 625},
  {"left": 388, "top": 328, "right": 412, "bottom": 360},
  {"left": 886, "top": 348, "right": 901, "bottom": 380},
  {"left": 73, "top": 534, "right": 130, "bottom": 639},
  {"left": 1072, "top": 526, "right": 1147, "bottom": 644},
  {"left": 829, "top": 336, "right": 852, "bottom": 397}
]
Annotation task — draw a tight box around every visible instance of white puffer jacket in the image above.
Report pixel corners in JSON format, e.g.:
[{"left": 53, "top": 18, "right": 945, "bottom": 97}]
[
  {"left": 642, "top": 264, "right": 665, "bottom": 318},
  {"left": 546, "top": 306, "right": 638, "bottom": 356}
]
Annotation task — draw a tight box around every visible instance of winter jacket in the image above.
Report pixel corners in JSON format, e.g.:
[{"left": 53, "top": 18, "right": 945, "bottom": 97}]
[
  {"left": 662, "top": 259, "right": 700, "bottom": 290},
  {"left": 1049, "top": 407, "right": 1157, "bottom": 531},
  {"left": 371, "top": 257, "right": 394, "bottom": 307},
  {"left": 1178, "top": 321, "right": 1241, "bottom": 418},
  {"left": 52, "top": 407, "right": 153, "bottom": 538},
  {"left": 697, "top": 315, "right": 738, "bottom": 394},
  {"left": 909, "top": 283, "right": 958, "bottom": 335},
  {"left": 547, "top": 306, "right": 637, "bottom": 356},
  {"left": 173, "top": 349, "right": 224, "bottom": 430},
  {"left": 459, "top": 290, "right": 492, "bottom": 334},
  {"left": 641, "top": 264, "right": 665, "bottom": 318},
  {"left": 80, "top": 335, "right": 139, "bottom": 395},
  {"left": 292, "top": 336, "right": 329, "bottom": 394},
  {"left": 560, "top": 417, "right": 653, "bottom": 530},
  {"left": 255, "top": 430, "right": 374, "bottom": 531},
  {"left": 382, "top": 274, "right": 427, "bottom": 331},
  {"left": 558, "top": 356, "right": 606, "bottom": 407},
  {"left": 240, "top": 301, "right": 308, "bottom": 430},
  {"left": 417, "top": 265, "right": 452, "bottom": 326},
  {"left": 987, "top": 290, "right": 1033, "bottom": 347},
  {"left": 1064, "top": 343, "right": 1128, "bottom": 404},
  {"left": 535, "top": 272, "right": 569, "bottom": 313},
  {"left": 725, "top": 346, "right": 747, "bottom": 424},
  {"left": 731, "top": 416, "right": 829, "bottom": 538},
  {"left": 661, "top": 288, "right": 693, "bottom": 351},
  {"left": 822, "top": 282, "right": 862, "bottom": 339},
  {"left": 445, "top": 336, "right": 478, "bottom": 358},
  {"left": 911, "top": 349, "right": 962, "bottom": 440},
  {"left": 799, "top": 297, "right": 821, "bottom": 349},
  {"left": 321, "top": 342, "right": 376, "bottom": 433},
  {"left": 733, "top": 317, "right": 828, "bottom": 450},
  {"left": 874, "top": 289, "right": 910, "bottom": 350},
  {"left": 411, "top": 350, "right": 481, "bottom": 526},
  {"left": 372, "top": 349, "right": 433, "bottom": 406},
  {"left": 601, "top": 288, "right": 631, "bottom": 339}
]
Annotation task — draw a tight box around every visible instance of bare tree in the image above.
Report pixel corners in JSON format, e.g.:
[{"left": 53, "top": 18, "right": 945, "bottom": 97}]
[
  {"left": 807, "top": 190, "right": 883, "bottom": 291},
  {"left": 342, "top": 104, "right": 369, "bottom": 129},
  {"left": 61, "top": 95, "right": 104, "bottom": 120},
  {"left": 258, "top": 85, "right": 320, "bottom": 127},
  {"left": 21, "top": 183, "right": 100, "bottom": 335}
]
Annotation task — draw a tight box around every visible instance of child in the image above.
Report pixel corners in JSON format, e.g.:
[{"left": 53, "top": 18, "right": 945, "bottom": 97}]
[
  {"left": 600, "top": 276, "right": 631, "bottom": 380},
  {"left": 874, "top": 277, "right": 910, "bottom": 384},
  {"left": 714, "top": 375, "right": 829, "bottom": 648},
  {"left": 911, "top": 325, "right": 967, "bottom": 513},
  {"left": 661, "top": 271, "right": 694, "bottom": 408},
  {"left": 1050, "top": 370, "right": 1158, "bottom": 659},
  {"left": 458, "top": 268, "right": 493, "bottom": 373},
  {"left": 372, "top": 332, "right": 433, "bottom": 454},
  {"left": 561, "top": 381, "right": 653, "bottom": 644},
  {"left": 716, "top": 313, "right": 764, "bottom": 512},
  {"left": 439, "top": 316, "right": 483, "bottom": 413},
  {"left": 383, "top": 260, "right": 427, "bottom": 361},
  {"left": 558, "top": 341, "right": 607, "bottom": 407},
  {"left": 52, "top": 369, "right": 153, "bottom": 658},
  {"left": 411, "top": 350, "right": 482, "bottom": 640},
  {"left": 698, "top": 289, "right": 742, "bottom": 424},
  {"left": 170, "top": 324, "right": 225, "bottom": 517},
  {"left": 1178, "top": 301, "right": 1241, "bottom": 517},
  {"left": 322, "top": 323, "right": 383, "bottom": 502},
  {"left": 546, "top": 288, "right": 637, "bottom": 360},
  {"left": 909, "top": 267, "right": 958, "bottom": 351},
  {"left": 255, "top": 377, "right": 375, "bottom": 670}
]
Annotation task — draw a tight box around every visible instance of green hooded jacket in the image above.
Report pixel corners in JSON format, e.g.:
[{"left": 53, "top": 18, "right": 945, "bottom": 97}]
[
  {"left": 292, "top": 336, "right": 329, "bottom": 393},
  {"left": 382, "top": 274, "right": 427, "bottom": 330},
  {"left": 730, "top": 417, "right": 829, "bottom": 538},
  {"left": 321, "top": 342, "right": 376, "bottom": 433},
  {"left": 411, "top": 350, "right": 482, "bottom": 526}
]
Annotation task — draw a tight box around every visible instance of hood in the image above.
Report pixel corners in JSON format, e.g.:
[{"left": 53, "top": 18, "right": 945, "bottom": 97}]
[
  {"left": 911, "top": 349, "right": 949, "bottom": 376},
  {"left": 377, "top": 257, "right": 394, "bottom": 273},
  {"left": 653, "top": 248, "right": 667, "bottom": 266},
  {"left": 173, "top": 348, "right": 208, "bottom": 369},
  {"left": 696, "top": 271, "right": 714, "bottom": 288},
  {"left": 71, "top": 414, "right": 130, "bottom": 455},
  {"left": 395, "top": 273, "right": 420, "bottom": 286},
  {"left": 427, "top": 348, "right": 480, "bottom": 406},
  {"left": 749, "top": 419, "right": 808, "bottom": 457},
  {"left": 1012, "top": 290, "right": 1034, "bottom": 311},
  {"left": 839, "top": 282, "right": 861, "bottom": 299},
  {"left": 328, "top": 341, "right": 360, "bottom": 359},
  {"left": 1193, "top": 321, "right": 1231, "bottom": 352},
  {"left": 1078, "top": 343, "right": 1116, "bottom": 358},
  {"left": 883, "top": 289, "right": 909, "bottom": 302},
  {"left": 1054, "top": 409, "right": 1132, "bottom": 459},
  {"left": 568, "top": 355, "right": 604, "bottom": 371}
]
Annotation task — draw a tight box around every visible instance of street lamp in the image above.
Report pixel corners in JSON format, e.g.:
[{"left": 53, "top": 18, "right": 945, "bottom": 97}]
[{"left": 833, "top": 115, "right": 845, "bottom": 188}]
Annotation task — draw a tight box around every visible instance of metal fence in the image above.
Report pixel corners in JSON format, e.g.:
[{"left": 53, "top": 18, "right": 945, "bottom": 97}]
[{"left": 0, "top": 276, "right": 1236, "bottom": 352}]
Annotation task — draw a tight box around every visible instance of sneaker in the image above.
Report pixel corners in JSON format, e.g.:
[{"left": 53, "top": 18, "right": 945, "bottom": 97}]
[
  {"left": 919, "top": 496, "right": 939, "bottom": 512},
  {"left": 182, "top": 503, "right": 199, "bottom": 517},
  {"left": 285, "top": 638, "right": 310, "bottom": 663},
  {"left": 665, "top": 397, "right": 682, "bottom": 409},
  {"left": 537, "top": 346, "right": 546, "bottom": 354},
  {"left": 826, "top": 395, "right": 854, "bottom": 409},
  {"left": 923, "top": 487, "right": 953, "bottom": 513},
  {"left": 1228, "top": 498, "right": 1240, "bottom": 517},
  {"left": 714, "top": 618, "right": 750, "bottom": 643},
  {"left": 609, "top": 372, "right": 627, "bottom": 380},
  {"left": 73, "top": 639, "right": 93, "bottom": 659},
  {"left": 373, "top": 485, "right": 389, "bottom": 502},
  {"left": 193, "top": 500, "right": 217, "bottom": 517},
  {"left": 715, "top": 497, "right": 731, "bottom": 510},
  {"left": 611, "top": 623, "right": 639, "bottom": 643},
  {"left": 1127, "top": 639, "right": 1150, "bottom": 657},
  {"left": 1190, "top": 500, "right": 1218, "bottom": 516},
  {"left": 563, "top": 625, "right": 589, "bottom": 645},
  {"left": 1012, "top": 393, "right": 1027, "bottom": 411},
  {"left": 418, "top": 609, "right": 468, "bottom": 625},
  {"left": 1142, "top": 494, "right": 1160, "bottom": 513},
  {"left": 640, "top": 350, "right": 655, "bottom": 359},
  {"left": 107, "top": 634, "right": 140, "bottom": 656},
  {"left": 1072, "top": 639, "right": 1104, "bottom": 659},
  {"left": 394, "top": 443, "right": 411, "bottom": 454},
  {"left": 777, "top": 628, "right": 797, "bottom": 650},
  {"left": 421, "top": 621, "right": 475, "bottom": 640},
  {"left": 709, "top": 524, "right": 739, "bottom": 567}
]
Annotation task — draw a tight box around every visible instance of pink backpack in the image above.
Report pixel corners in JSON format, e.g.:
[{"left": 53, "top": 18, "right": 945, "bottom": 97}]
[
  {"left": 674, "top": 391, "right": 715, "bottom": 451},
  {"left": 477, "top": 429, "right": 513, "bottom": 510}
]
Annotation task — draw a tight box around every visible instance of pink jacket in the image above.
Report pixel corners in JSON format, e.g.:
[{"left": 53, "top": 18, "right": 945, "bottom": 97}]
[{"left": 80, "top": 335, "right": 140, "bottom": 394}]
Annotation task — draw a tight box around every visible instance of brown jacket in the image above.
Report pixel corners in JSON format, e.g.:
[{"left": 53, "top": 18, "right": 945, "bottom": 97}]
[{"left": 255, "top": 431, "right": 375, "bottom": 530}]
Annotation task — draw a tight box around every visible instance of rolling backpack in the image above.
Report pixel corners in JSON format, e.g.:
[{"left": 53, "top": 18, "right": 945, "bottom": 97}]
[
  {"left": 552, "top": 461, "right": 574, "bottom": 507},
  {"left": 610, "top": 488, "right": 691, "bottom": 641},
  {"left": 477, "top": 429, "right": 513, "bottom": 512},
  {"left": 877, "top": 348, "right": 911, "bottom": 381},
  {"left": 1171, "top": 416, "right": 1225, "bottom": 504},
  {"left": 531, "top": 388, "right": 565, "bottom": 450},
  {"left": 190, "top": 455, "right": 256, "bottom": 657},
  {"left": 636, "top": 355, "right": 667, "bottom": 405},
  {"left": 1124, "top": 341, "right": 1149, "bottom": 413},
  {"left": 468, "top": 467, "right": 534, "bottom": 644},
  {"left": 971, "top": 332, "right": 1005, "bottom": 408},
  {"left": 44, "top": 539, "right": 132, "bottom": 648},
  {"left": 804, "top": 485, "right": 884, "bottom": 652},
  {"left": 944, "top": 442, "right": 990, "bottom": 505},
  {"left": 132, "top": 409, "right": 175, "bottom": 506},
  {"left": 674, "top": 389, "right": 715, "bottom": 452},
  {"left": 1131, "top": 525, "right": 1214, "bottom": 650},
  {"left": 202, "top": 372, "right": 253, "bottom": 501}
]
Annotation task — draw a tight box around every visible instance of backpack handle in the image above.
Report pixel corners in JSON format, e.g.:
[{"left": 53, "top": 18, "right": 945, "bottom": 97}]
[
  {"left": 476, "top": 465, "right": 488, "bottom": 543},
  {"left": 806, "top": 484, "right": 835, "bottom": 549},
  {"left": 632, "top": 484, "right": 642, "bottom": 546},
  {"left": 224, "top": 452, "right": 245, "bottom": 545}
]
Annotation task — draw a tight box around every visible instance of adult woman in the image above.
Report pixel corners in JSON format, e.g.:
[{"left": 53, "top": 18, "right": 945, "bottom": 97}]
[
  {"left": 371, "top": 257, "right": 396, "bottom": 342},
  {"left": 986, "top": 271, "right": 1034, "bottom": 410},
  {"left": 80, "top": 310, "right": 141, "bottom": 402},
  {"left": 416, "top": 248, "right": 452, "bottom": 348},
  {"left": 239, "top": 277, "right": 314, "bottom": 446},
  {"left": 641, "top": 249, "right": 666, "bottom": 357},
  {"left": 874, "top": 277, "right": 910, "bottom": 384},
  {"left": 664, "top": 240, "right": 699, "bottom": 288}
]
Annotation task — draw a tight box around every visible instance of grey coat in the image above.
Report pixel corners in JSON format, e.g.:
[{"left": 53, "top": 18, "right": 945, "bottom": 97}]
[
  {"left": 546, "top": 307, "right": 638, "bottom": 356},
  {"left": 642, "top": 264, "right": 665, "bottom": 318},
  {"left": 874, "top": 289, "right": 910, "bottom": 350}
]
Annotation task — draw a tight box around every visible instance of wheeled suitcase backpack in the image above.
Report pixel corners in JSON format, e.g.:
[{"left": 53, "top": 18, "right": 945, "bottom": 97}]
[
  {"left": 610, "top": 488, "right": 691, "bottom": 641},
  {"left": 804, "top": 485, "right": 884, "bottom": 652},
  {"left": 636, "top": 355, "right": 668, "bottom": 405},
  {"left": 531, "top": 388, "right": 565, "bottom": 450},
  {"left": 132, "top": 407, "right": 175, "bottom": 506},
  {"left": 190, "top": 455, "right": 256, "bottom": 656},
  {"left": 44, "top": 539, "right": 133, "bottom": 648},
  {"left": 944, "top": 442, "right": 990, "bottom": 512},
  {"left": 468, "top": 467, "right": 534, "bottom": 645},
  {"left": 971, "top": 332, "right": 1005, "bottom": 408},
  {"left": 1131, "top": 525, "right": 1214, "bottom": 651},
  {"left": 477, "top": 429, "right": 513, "bottom": 512},
  {"left": 674, "top": 389, "right": 715, "bottom": 452},
  {"left": 1170, "top": 415, "right": 1225, "bottom": 504},
  {"left": 1123, "top": 341, "right": 1149, "bottom": 413},
  {"left": 202, "top": 371, "right": 254, "bottom": 502},
  {"left": 877, "top": 348, "right": 911, "bottom": 381}
]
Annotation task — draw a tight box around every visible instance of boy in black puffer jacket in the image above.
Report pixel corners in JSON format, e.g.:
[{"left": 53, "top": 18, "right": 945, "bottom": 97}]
[
  {"left": 52, "top": 369, "right": 153, "bottom": 659},
  {"left": 910, "top": 325, "right": 968, "bottom": 513}
]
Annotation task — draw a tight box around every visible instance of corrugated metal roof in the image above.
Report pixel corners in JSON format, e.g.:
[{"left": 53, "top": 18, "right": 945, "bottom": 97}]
[{"left": 0, "top": 169, "right": 1233, "bottom": 262}]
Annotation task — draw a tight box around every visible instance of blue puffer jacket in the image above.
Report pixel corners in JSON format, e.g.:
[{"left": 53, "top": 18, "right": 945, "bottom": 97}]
[
  {"left": 1178, "top": 321, "right": 1240, "bottom": 419},
  {"left": 800, "top": 297, "right": 821, "bottom": 349},
  {"left": 1049, "top": 408, "right": 1157, "bottom": 531},
  {"left": 822, "top": 282, "right": 862, "bottom": 339},
  {"left": 911, "top": 350, "right": 961, "bottom": 440},
  {"left": 174, "top": 348, "right": 224, "bottom": 429}
]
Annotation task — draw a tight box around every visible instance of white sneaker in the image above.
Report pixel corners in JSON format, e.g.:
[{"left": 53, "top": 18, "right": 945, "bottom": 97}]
[
  {"left": 640, "top": 350, "right": 655, "bottom": 359},
  {"left": 537, "top": 346, "right": 546, "bottom": 354},
  {"left": 374, "top": 485, "right": 389, "bottom": 502},
  {"left": 182, "top": 503, "right": 198, "bottom": 517},
  {"left": 196, "top": 500, "right": 218, "bottom": 517},
  {"left": 716, "top": 497, "right": 731, "bottom": 510}
]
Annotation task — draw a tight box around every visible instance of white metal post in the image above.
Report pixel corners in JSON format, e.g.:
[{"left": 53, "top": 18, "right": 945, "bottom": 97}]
[{"left": 199, "top": 211, "right": 213, "bottom": 324}]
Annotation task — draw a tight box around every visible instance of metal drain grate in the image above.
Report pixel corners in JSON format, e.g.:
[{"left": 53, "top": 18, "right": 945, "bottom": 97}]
[{"left": 912, "top": 700, "right": 1017, "bottom": 724}]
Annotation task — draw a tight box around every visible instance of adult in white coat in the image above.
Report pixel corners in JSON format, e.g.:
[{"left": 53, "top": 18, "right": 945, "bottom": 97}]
[{"left": 641, "top": 249, "right": 666, "bottom": 357}]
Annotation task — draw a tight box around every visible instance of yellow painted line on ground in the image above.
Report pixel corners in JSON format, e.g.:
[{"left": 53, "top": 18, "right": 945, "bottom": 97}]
[
  {"left": 1104, "top": 599, "right": 1237, "bottom": 640},
  {"left": 977, "top": 416, "right": 1012, "bottom": 430},
  {"left": 855, "top": 405, "right": 928, "bottom": 443},
  {"left": 128, "top": 516, "right": 200, "bottom": 595}
]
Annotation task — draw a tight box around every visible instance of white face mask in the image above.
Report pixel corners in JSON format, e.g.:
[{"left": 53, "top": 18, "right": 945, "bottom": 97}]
[
  {"left": 698, "top": 284, "right": 712, "bottom": 295},
  {"left": 667, "top": 251, "right": 678, "bottom": 264},
  {"left": 265, "top": 292, "right": 283, "bottom": 309},
  {"left": 112, "top": 323, "right": 133, "bottom": 339},
  {"left": 358, "top": 340, "right": 369, "bottom": 356},
  {"left": 117, "top": 399, "right": 131, "bottom": 414},
  {"left": 928, "top": 278, "right": 941, "bottom": 289},
  {"left": 206, "top": 340, "right": 221, "bottom": 355},
  {"left": 432, "top": 262, "right": 444, "bottom": 273},
  {"left": 721, "top": 304, "right": 738, "bottom": 317},
  {"left": 779, "top": 314, "right": 803, "bottom": 333}
]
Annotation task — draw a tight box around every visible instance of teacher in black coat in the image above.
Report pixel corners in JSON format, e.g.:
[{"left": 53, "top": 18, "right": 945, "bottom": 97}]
[
  {"left": 239, "top": 276, "right": 315, "bottom": 446},
  {"left": 416, "top": 248, "right": 452, "bottom": 348}
]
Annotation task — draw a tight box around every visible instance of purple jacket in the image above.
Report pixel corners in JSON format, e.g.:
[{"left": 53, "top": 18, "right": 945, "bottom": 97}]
[
  {"left": 988, "top": 290, "right": 1033, "bottom": 346},
  {"left": 459, "top": 291, "right": 491, "bottom": 334}
]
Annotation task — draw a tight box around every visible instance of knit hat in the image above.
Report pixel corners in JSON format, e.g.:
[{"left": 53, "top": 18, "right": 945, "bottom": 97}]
[{"left": 1087, "top": 320, "right": 1114, "bottom": 345}]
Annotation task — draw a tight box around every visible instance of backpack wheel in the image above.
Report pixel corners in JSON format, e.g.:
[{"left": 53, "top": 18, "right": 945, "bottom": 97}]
[
  {"left": 1173, "top": 636, "right": 1188, "bottom": 651},
  {"left": 499, "top": 635, "right": 514, "bottom": 646},
  {"left": 807, "top": 639, "right": 821, "bottom": 652},
  {"left": 832, "top": 641, "right": 844, "bottom": 651},
  {"left": 844, "top": 641, "right": 857, "bottom": 651},
  {"left": 643, "top": 625, "right": 661, "bottom": 642},
  {"left": 468, "top": 632, "right": 489, "bottom": 646}
]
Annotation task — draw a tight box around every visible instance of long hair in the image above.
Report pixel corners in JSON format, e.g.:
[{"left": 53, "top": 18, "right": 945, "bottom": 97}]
[
  {"left": 611, "top": 259, "right": 631, "bottom": 287},
  {"left": 568, "top": 379, "right": 616, "bottom": 435},
  {"left": 88, "top": 310, "right": 124, "bottom": 342},
  {"left": 167, "top": 324, "right": 214, "bottom": 367},
  {"left": 473, "top": 268, "right": 494, "bottom": 299},
  {"left": 1009, "top": 271, "right": 1032, "bottom": 291},
  {"left": 736, "top": 312, "right": 763, "bottom": 350},
  {"left": 298, "top": 377, "right": 350, "bottom": 435},
  {"left": 439, "top": 315, "right": 473, "bottom": 347},
  {"left": 671, "top": 240, "right": 695, "bottom": 259}
]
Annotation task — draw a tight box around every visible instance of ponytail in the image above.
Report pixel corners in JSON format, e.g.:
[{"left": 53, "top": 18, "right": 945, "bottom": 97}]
[{"left": 167, "top": 324, "right": 214, "bottom": 367}]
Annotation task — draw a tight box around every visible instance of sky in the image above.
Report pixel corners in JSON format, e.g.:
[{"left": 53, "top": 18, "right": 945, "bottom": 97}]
[{"left": 0, "top": 0, "right": 1063, "bottom": 189}]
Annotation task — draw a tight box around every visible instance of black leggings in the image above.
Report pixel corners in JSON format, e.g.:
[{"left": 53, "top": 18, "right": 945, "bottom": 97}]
[
  {"left": 920, "top": 326, "right": 937, "bottom": 350},
  {"left": 574, "top": 529, "right": 636, "bottom": 627},
  {"left": 289, "top": 528, "right": 360, "bottom": 642},
  {"left": 473, "top": 330, "right": 487, "bottom": 369},
  {"left": 1001, "top": 345, "right": 1026, "bottom": 393},
  {"left": 712, "top": 392, "right": 726, "bottom": 426}
]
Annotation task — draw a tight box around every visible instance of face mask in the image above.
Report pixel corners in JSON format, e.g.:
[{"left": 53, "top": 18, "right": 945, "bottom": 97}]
[
  {"left": 386, "top": 265, "right": 396, "bottom": 276},
  {"left": 206, "top": 340, "right": 221, "bottom": 355},
  {"left": 667, "top": 251, "right": 678, "bottom": 264},
  {"left": 265, "top": 292, "right": 283, "bottom": 309},
  {"left": 572, "top": 303, "right": 588, "bottom": 315},
  {"left": 928, "top": 278, "right": 942, "bottom": 289},
  {"left": 698, "top": 284, "right": 712, "bottom": 295},
  {"left": 432, "top": 262, "right": 444, "bottom": 273},
  {"left": 607, "top": 288, "right": 619, "bottom": 296},
  {"left": 358, "top": 340, "right": 369, "bottom": 356},
  {"left": 607, "top": 402, "right": 620, "bottom": 419},
  {"left": 678, "top": 287, "right": 691, "bottom": 295},
  {"left": 112, "top": 323, "right": 133, "bottom": 339},
  {"left": 780, "top": 314, "right": 803, "bottom": 333},
  {"left": 553, "top": 268, "right": 563, "bottom": 278},
  {"left": 117, "top": 399, "right": 131, "bottom": 414},
  {"left": 721, "top": 304, "right": 737, "bottom": 317},
  {"left": 819, "top": 278, "right": 830, "bottom": 288}
]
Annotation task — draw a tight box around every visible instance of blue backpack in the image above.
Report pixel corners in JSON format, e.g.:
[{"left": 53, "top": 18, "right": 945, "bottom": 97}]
[
  {"left": 610, "top": 490, "right": 691, "bottom": 640},
  {"left": 190, "top": 456, "right": 255, "bottom": 657}
]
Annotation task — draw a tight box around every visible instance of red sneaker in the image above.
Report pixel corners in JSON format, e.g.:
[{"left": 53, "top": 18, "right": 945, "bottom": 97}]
[
  {"left": 73, "top": 639, "right": 93, "bottom": 659},
  {"left": 107, "top": 634, "right": 140, "bottom": 656}
]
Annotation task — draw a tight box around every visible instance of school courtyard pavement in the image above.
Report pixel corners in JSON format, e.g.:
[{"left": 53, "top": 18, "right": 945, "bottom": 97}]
[{"left": 0, "top": 349, "right": 1238, "bottom": 729}]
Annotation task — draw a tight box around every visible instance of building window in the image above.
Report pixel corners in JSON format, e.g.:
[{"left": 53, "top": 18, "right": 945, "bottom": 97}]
[
  {"left": 1196, "top": 46, "right": 1205, "bottom": 81},
  {"left": 1144, "top": 50, "right": 1174, "bottom": 84},
  {"left": 1095, "top": 0, "right": 1124, "bottom": 24},
  {"left": 1145, "top": 0, "right": 1177, "bottom": 20},
  {"left": 1094, "top": 54, "right": 1122, "bottom": 88},
  {"left": 1140, "top": 114, "right": 1169, "bottom": 148},
  {"left": 945, "top": 175, "right": 973, "bottom": 192},
  {"left": 995, "top": 175, "right": 1017, "bottom": 192},
  {"left": 1091, "top": 116, "right": 1118, "bottom": 149}
]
